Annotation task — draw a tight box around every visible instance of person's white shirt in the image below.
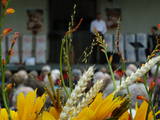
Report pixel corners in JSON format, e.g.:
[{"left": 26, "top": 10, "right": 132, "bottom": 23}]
[{"left": 90, "top": 19, "right": 107, "bottom": 35}]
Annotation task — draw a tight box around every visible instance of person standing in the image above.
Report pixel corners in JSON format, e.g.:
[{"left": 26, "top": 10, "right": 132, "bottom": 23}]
[
  {"left": 146, "top": 26, "right": 158, "bottom": 56},
  {"left": 90, "top": 13, "right": 107, "bottom": 35},
  {"left": 90, "top": 13, "right": 107, "bottom": 64}
]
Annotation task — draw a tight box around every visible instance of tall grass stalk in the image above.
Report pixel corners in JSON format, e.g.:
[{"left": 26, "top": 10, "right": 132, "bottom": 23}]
[
  {"left": 95, "top": 32, "right": 117, "bottom": 90},
  {"left": 59, "top": 4, "right": 83, "bottom": 96}
]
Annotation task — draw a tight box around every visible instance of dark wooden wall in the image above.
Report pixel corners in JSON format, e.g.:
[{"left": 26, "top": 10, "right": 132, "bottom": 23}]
[{"left": 48, "top": 0, "right": 97, "bottom": 63}]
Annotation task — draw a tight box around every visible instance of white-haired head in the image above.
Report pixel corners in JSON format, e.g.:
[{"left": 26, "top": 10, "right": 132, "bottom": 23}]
[
  {"left": 17, "top": 70, "right": 28, "bottom": 79},
  {"left": 101, "top": 73, "right": 111, "bottom": 91},
  {"left": 93, "top": 72, "right": 106, "bottom": 83},
  {"left": 51, "top": 69, "right": 60, "bottom": 80},
  {"left": 42, "top": 65, "right": 51, "bottom": 73},
  {"left": 44, "top": 69, "right": 60, "bottom": 85},
  {"left": 126, "top": 64, "right": 137, "bottom": 76},
  {"left": 72, "top": 69, "right": 82, "bottom": 77},
  {"left": 151, "top": 65, "right": 160, "bottom": 77}
]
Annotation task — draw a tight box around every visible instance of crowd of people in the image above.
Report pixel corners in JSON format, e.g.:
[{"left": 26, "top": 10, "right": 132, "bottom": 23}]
[{"left": 1, "top": 64, "right": 160, "bottom": 113}]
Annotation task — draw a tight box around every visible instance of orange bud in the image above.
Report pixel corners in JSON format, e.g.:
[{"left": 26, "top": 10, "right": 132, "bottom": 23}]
[
  {"left": 149, "top": 81, "right": 156, "bottom": 90},
  {"left": 12, "top": 39, "right": 16, "bottom": 44},
  {"left": 5, "top": 8, "right": 15, "bottom": 14},
  {"left": 2, "top": 59, "right": 6, "bottom": 65},
  {"left": 6, "top": 83, "right": 13, "bottom": 90},
  {"left": 141, "top": 64, "right": 145, "bottom": 66},
  {"left": 137, "top": 96, "right": 148, "bottom": 102},
  {"left": 2, "top": 0, "right": 8, "bottom": 7},
  {"left": 136, "top": 77, "right": 144, "bottom": 83},
  {"left": 2, "top": 28, "right": 12, "bottom": 36},
  {"left": 8, "top": 49, "right": 14, "bottom": 56},
  {"left": 157, "top": 24, "right": 160, "bottom": 30}
]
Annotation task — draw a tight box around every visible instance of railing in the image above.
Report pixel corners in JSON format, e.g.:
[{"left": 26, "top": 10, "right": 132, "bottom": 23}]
[{"left": 3, "top": 34, "right": 47, "bottom": 64}]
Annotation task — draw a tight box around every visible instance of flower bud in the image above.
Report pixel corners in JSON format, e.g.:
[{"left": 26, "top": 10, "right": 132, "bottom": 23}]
[
  {"left": 149, "top": 81, "right": 156, "bottom": 91},
  {"left": 2, "top": 28, "right": 12, "bottom": 36},
  {"left": 6, "top": 8, "right": 15, "bottom": 14},
  {"left": 137, "top": 96, "right": 148, "bottom": 102}
]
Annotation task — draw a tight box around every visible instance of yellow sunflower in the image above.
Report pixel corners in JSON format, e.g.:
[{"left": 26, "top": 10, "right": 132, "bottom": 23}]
[
  {"left": 38, "top": 111, "right": 56, "bottom": 120},
  {"left": 73, "top": 93, "right": 128, "bottom": 120},
  {"left": 38, "top": 106, "right": 61, "bottom": 120},
  {"left": 0, "top": 90, "right": 46, "bottom": 120},
  {"left": 0, "top": 109, "right": 18, "bottom": 120},
  {"left": 16, "top": 90, "right": 46, "bottom": 120},
  {"left": 119, "top": 101, "right": 160, "bottom": 120},
  {"left": 134, "top": 101, "right": 160, "bottom": 120}
]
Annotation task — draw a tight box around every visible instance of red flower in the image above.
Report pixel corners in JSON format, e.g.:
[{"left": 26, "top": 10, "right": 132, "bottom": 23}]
[{"left": 115, "top": 70, "right": 124, "bottom": 77}]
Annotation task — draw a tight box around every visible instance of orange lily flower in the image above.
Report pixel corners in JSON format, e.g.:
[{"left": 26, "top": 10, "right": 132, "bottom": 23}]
[
  {"left": 2, "top": 59, "right": 6, "bottom": 65},
  {"left": 137, "top": 96, "right": 148, "bottom": 102},
  {"left": 6, "top": 8, "right": 15, "bottom": 14},
  {"left": 149, "top": 81, "right": 156, "bottom": 90},
  {"left": 2, "top": 28, "right": 12, "bottom": 36}
]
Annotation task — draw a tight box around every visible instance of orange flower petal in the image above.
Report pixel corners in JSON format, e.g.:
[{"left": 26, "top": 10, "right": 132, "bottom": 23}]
[
  {"left": 2, "top": 28, "right": 12, "bottom": 35},
  {"left": 6, "top": 83, "right": 13, "bottom": 90},
  {"left": 6, "top": 8, "right": 15, "bottom": 14},
  {"left": 2, "top": 59, "right": 6, "bottom": 65},
  {"left": 137, "top": 96, "right": 148, "bottom": 102},
  {"left": 149, "top": 81, "right": 156, "bottom": 90}
]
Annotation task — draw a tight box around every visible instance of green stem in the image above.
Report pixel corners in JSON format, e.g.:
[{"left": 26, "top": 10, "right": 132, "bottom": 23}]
[
  {"left": 2, "top": 65, "right": 11, "bottom": 120},
  {"left": 120, "top": 59, "right": 133, "bottom": 119},
  {"left": 143, "top": 75, "right": 156, "bottom": 120},
  {"left": 65, "top": 35, "right": 73, "bottom": 92},
  {"left": 60, "top": 39, "right": 69, "bottom": 98},
  {"left": 68, "top": 40, "right": 73, "bottom": 92},
  {"left": 0, "top": 1, "right": 14, "bottom": 120},
  {"left": 126, "top": 87, "right": 133, "bottom": 120},
  {"left": 104, "top": 49, "right": 117, "bottom": 90},
  {"left": 0, "top": 37, "right": 11, "bottom": 120}
]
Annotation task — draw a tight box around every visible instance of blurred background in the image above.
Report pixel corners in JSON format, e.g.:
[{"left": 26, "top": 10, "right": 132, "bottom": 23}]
[{"left": 3, "top": 0, "right": 160, "bottom": 70}]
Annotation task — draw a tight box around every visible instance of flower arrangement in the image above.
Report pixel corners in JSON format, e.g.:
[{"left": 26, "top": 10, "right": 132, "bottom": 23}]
[{"left": 0, "top": 1, "right": 160, "bottom": 120}]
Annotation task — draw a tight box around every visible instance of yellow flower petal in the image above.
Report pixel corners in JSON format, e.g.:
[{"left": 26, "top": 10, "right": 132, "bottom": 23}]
[
  {"left": 49, "top": 107, "right": 60, "bottom": 120},
  {"left": 89, "top": 93, "right": 103, "bottom": 110},
  {"left": 134, "top": 101, "right": 148, "bottom": 120},
  {"left": 41, "top": 112, "right": 56, "bottom": 120},
  {"left": 73, "top": 93, "right": 127, "bottom": 120},
  {"left": 119, "top": 111, "right": 130, "bottom": 120}
]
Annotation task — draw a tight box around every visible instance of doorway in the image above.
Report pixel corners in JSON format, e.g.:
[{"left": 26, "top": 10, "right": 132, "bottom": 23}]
[{"left": 48, "top": 0, "right": 97, "bottom": 63}]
